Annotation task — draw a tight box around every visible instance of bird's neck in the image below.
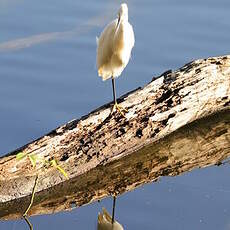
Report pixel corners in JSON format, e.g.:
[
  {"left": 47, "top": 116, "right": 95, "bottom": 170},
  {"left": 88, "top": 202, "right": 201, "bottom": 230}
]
[
  {"left": 116, "top": 16, "right": 128, "bottom": 32},
  {"left": 120, "top": 14, "right": 128, "bottom": 22},
  {"left": 115, "top": 20, "right": 124, "bottom": 38}
]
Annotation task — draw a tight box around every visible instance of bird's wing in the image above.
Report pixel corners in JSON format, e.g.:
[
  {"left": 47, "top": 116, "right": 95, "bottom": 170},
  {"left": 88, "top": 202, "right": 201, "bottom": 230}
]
[
  {"left": 96, "top": 19, "right": 117, "bottom": 70},
  {"left": 128, "top": 23, "right": 135, "bottom": 49},
  {"left": 126, "top": 22, "right": 135, "bottom": 61}
]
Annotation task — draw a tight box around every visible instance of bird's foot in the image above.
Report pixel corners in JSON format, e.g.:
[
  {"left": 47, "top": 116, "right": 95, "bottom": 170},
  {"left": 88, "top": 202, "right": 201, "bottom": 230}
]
[{"left": 111, "top": 102, "right": 128, "bottom": 117}]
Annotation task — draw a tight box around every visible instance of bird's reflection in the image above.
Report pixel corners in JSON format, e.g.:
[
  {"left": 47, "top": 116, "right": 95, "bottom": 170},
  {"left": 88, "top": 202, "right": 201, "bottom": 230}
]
[{"left": 97, "top": 197, "right": 124, "bottom": 230}]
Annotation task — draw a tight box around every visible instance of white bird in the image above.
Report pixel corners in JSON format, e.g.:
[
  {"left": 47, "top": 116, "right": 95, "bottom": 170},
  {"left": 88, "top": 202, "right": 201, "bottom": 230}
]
[
  {"left": 97, "top": 207, "right": 124, "bottom": 230},
  {"left": 96, "top": 3, "right": 135, "bottom": 116}
]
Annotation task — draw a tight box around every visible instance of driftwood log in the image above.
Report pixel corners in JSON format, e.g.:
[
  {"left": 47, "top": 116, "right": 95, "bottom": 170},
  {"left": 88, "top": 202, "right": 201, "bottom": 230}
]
[{"left": 0, "top": 55, "right": 230, "bottom": 220}]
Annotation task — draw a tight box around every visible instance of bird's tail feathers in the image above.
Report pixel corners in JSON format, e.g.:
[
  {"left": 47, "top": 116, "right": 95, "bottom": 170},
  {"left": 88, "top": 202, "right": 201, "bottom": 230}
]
[{"left": 98, "top": 66, "right": 112, "bottom": 81}]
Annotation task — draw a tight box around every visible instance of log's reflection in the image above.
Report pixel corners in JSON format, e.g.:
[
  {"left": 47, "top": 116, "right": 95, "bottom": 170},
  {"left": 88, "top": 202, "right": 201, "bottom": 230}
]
[{"left": 0, "top": 109, "right": 229, "bottom": 220}]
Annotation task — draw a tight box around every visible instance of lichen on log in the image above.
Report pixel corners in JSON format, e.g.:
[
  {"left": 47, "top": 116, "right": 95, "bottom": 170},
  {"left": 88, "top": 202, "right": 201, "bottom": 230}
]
[{"left": 0, "top": 55, "right": 230, "bottom": 220}]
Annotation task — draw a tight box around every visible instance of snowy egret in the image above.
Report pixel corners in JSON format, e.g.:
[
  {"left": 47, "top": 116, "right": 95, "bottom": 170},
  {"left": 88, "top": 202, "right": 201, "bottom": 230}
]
[
  {"left": 96, "top": 3, "right": 135, "bottom": 116},
  {"left": 97, "top": 207, "right": 124, "bottom": 230}
]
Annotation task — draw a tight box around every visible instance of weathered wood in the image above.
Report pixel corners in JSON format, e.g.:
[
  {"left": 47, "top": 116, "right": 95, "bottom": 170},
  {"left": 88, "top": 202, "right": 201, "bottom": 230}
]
[{"left": 0, "top": 55, "right": 230, "bottom": 220}]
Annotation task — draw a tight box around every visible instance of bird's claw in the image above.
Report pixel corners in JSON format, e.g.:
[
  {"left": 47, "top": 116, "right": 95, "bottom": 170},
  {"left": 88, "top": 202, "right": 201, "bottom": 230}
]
[{"left": 111, "top": 102, "right": 128, "bottom": 117}]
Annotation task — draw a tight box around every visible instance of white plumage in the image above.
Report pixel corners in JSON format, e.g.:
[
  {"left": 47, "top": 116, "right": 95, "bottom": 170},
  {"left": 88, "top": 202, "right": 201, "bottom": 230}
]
[{"left": 96, "top": 3, "right": 135, "bottom": 81}]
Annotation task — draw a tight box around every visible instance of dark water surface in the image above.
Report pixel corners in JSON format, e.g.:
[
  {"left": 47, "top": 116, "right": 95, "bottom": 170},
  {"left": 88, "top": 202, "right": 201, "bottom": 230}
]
[{"left": 0, "top": 0, "right": 230, "bottom": 229}]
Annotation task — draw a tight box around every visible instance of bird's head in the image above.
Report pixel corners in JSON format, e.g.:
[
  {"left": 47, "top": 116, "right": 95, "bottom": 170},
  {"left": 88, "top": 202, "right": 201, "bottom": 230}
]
[{"left": 118, "top": 3, "right": 128, "bottom": 21}]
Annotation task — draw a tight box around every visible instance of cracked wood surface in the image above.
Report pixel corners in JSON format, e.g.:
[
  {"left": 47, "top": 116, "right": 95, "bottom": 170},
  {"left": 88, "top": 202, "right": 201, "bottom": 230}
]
[{"left": 0, "top": 55, "right": 230, "bottom": 220}]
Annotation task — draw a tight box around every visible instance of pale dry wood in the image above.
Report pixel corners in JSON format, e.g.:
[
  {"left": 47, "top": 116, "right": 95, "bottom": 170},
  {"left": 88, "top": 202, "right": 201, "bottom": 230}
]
[{"left": 0, "top": 55, "right": 230, "bottom": 220}]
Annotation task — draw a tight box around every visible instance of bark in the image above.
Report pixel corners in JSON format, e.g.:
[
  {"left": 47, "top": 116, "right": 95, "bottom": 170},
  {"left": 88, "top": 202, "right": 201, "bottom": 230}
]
[{"left": 0, "top": 55, "right": 230, "bottom": 220}]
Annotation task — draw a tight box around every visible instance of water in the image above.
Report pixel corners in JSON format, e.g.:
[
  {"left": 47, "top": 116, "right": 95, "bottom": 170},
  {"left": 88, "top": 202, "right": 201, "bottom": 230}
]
[{"left": 0, "top": 0, "right": 230, "bottom": 229}]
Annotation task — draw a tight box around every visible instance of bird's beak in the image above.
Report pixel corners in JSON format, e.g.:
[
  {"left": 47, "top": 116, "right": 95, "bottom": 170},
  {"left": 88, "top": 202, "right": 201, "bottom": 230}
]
[{"left": 116, "top": 14, "right": 121, "bottom": 30}]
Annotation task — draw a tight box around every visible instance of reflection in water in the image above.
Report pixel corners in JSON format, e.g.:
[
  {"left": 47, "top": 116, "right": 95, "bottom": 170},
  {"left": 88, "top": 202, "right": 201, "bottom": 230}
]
[
  {"left": 23, "top": 216, "right": 33, "bottom": 230},
  {"left": 98, "top": 197, "right": 123, "bottom": 230},
  {"left": 0, "top": 110, "right": 229, "bottom": 220},
  {"left": 98, "top": 208, "right": 123, "bottom": 230}
]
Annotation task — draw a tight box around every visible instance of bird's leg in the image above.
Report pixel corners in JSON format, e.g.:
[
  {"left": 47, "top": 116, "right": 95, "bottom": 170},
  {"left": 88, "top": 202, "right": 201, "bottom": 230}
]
[
  {"left": 112, "top": 77, "right": 117, "bottom": 106},
  {"left": 112, "top": 196, "right": 116, "bottom": 225},
  {"left": 111, "top": 78, "right": 128, "bottom": 117}
]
